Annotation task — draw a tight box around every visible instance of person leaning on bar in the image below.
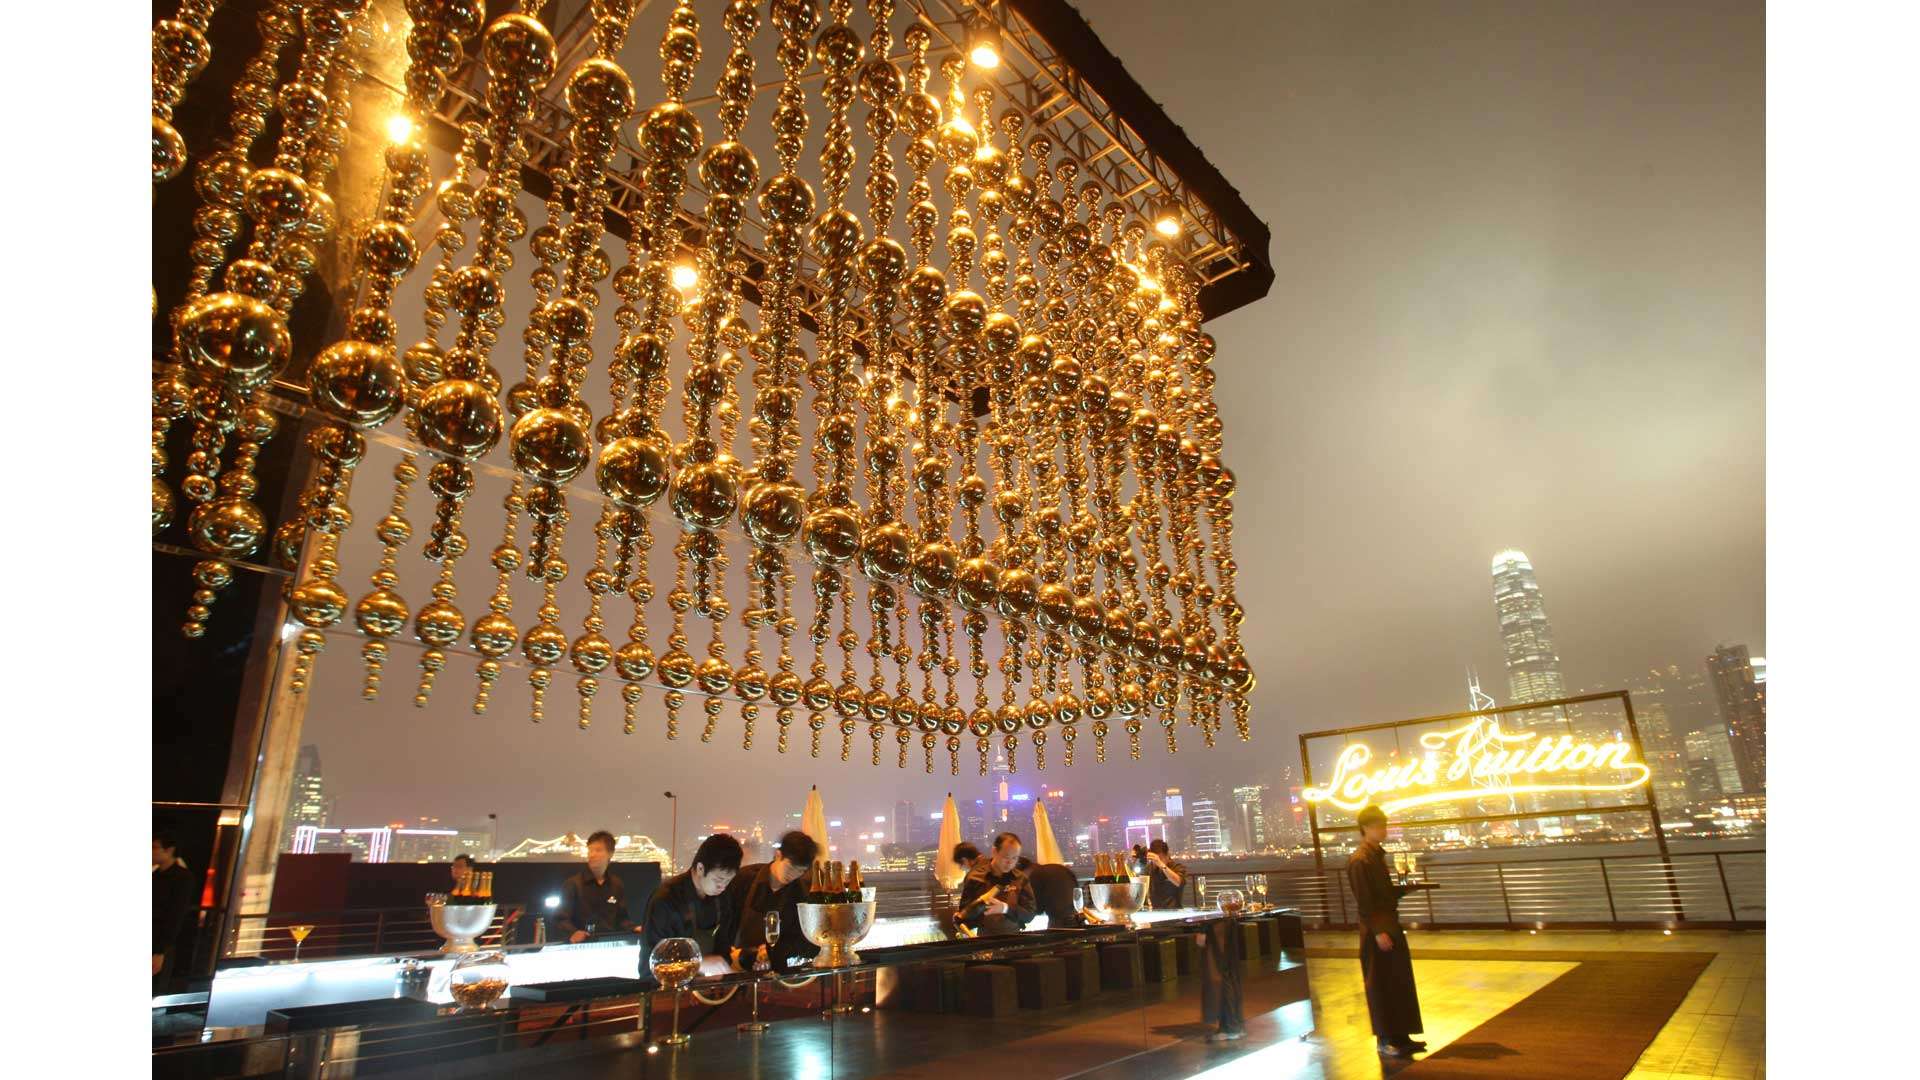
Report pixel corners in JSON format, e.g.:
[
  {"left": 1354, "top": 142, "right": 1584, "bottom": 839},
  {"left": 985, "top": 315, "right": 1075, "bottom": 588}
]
[
  {"left": 1348, "top": 804, "right": 1427, "bottom": 1058},
  {"left": 640, "top": 833, "right": 743, "bottom": 962},
  {"left": 729, "top": 830, "right": 822, "bottom": 973},
  {"left": 1022, "top": 856, "right": 1089, "bottom": 928},
  {"left": 554, "top": 830, "right": 638, "bottom": 943},
  {"left": 931, "top": 842, "right": 982, "bottom": 938},
  {"left": 958, "top": 832, "right": 1036, "bottom": 936}
]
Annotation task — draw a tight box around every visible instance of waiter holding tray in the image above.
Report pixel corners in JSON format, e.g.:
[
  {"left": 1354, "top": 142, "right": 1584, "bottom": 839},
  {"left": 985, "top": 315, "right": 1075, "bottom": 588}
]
[{"left": 1348, "top": 805, "right": 1428, "bottom": 1058}]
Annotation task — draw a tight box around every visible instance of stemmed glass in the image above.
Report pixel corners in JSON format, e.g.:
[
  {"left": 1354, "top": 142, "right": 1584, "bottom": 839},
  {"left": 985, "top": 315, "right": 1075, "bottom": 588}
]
[
  {"left": 738, "top": 912, "right": 779, "bottom": 1033},
  {"left": 1405, "top": 851, "right": 1421, "bottom": 884},
  {"left": 649, "top": 937, "right": 700, "bottom": 1047},
  {"left": 1071, "top": 886, "right": 1085, "bottom": 918},
  {"left": 288, "top": 924, "right": 314, "bottom": 962},
  {"left": 1217, "top": 888, "right": 1246, "bottom": 916},
  {"left": 1392, "top": 852, "right": 1409, "bottom": 883}
]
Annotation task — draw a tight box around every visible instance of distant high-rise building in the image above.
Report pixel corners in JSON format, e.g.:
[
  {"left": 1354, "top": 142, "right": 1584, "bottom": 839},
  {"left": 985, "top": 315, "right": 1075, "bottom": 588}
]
[
  {"left": 1148, "top": 787, "right": 1189, "bottom": 853},
  {"left": 1189, "top": 797, "right": 1227, "bottom": 855},
  {"left": 1038, "top": 789, "right": 1075, "bottom": 858},
  {"left": 1707, "top": 644, "right": 1766, "bottom": 793},
  {"left": 893, "top": 801, "right": 915, "bottom": 846},
  {"left": 1491, "top": 550, "right": 1568, "bottom": 712},
  {"left": 1231, "top": 785, "right": 1269, "bottom": 852},
  {"left": 963, "top": 799, "right": 988, "bottom": 847},
  {"left": 1684, "top": 728, "right": 1744, "bottom": 803},
  {"left": 281, "top": 744, "right": 327, "bottom": 851}
]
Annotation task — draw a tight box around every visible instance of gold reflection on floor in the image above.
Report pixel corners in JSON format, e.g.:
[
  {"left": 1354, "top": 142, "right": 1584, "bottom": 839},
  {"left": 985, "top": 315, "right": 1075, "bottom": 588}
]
[{"left": 1303, "top": 954, "right": 1574, "bottom": 1079}]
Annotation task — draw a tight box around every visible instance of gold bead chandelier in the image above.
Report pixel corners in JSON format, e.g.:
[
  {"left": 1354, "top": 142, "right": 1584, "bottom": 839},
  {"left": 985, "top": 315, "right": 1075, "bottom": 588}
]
[{"left": 154, "top": 0, "right": 1259, "bottom": 775}]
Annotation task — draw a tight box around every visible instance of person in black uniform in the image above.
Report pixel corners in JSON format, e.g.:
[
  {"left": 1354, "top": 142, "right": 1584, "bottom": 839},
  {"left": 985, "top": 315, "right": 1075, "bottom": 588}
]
[
  {"left": 1348, "top": 805, "right": 1426, "bottom": 1057},
  {"left": 641, "top": 833, "right": 744, "bottom": 962},
  {"left": 958, "top": 832, "right": 1035, "bottom": 936},
  {"left": 555, "top": 830, "right": 638, "bottom": 942},
  {"left": 153, "top": 834, "right": 197, "bottom": 992},
  {"left": 730, "top": 831, "right": 821, "bottom": 973},
  {"left": 1021, "top": 857, "right": 1088, "bottom": 928},
  {"left": 1143, "top": 838, "right": 1188, "bottom": 909}
]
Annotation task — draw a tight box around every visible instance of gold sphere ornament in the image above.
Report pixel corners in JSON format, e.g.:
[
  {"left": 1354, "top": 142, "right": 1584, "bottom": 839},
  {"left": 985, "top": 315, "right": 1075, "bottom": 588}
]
[
  {"left": 354, "top": 589, "right": 409, "bottom": 638},
  {"left": 153, "top": 117, "right": 188, "bottom": 183},
  {"left": 597, "top": 435, "right": 672, "bottom": 508},
  {"left": 801, "top": 506, "right": 861, "bottom": 565},
  {"left": 188, "top": 496, "right": 267, "bottom": 557},
  {"left": 175, "top": 292, "right": 292, "bottom": 390},
  {"left": 741, "top": 480, "right": 806, "bottom": 545},
  {"left": 670, "top": 460, "right": 741, "bottom": 531},
  {"left": 859, "top": 522, "right": 911, "bottom": 582},
  {"left": 509, "top": 407, "right": 592, "bottom": 483},
  {"left": 413, "top": 379, "right": 504, "bottom": 461},
  {"left": 310, "top": 341, "right": 408, "bottom": 428},
  {"left": 152, "top": 478, "right": 176, "bottom": 534}
]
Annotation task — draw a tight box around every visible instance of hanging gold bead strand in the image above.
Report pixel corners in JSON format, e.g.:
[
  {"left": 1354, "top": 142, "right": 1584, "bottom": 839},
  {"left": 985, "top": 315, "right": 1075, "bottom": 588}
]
[{"left": 152, "top": 0, "right": 225, "bottom": 184}]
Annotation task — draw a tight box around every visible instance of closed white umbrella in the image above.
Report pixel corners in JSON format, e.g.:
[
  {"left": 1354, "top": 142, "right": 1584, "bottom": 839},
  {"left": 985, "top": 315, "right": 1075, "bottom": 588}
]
[
  {"left": 933, "top": 793, "right": 965, "bottom": 890},
  {"left": 801, "top": 785, "right": 829, "bottom": 865},
  {"left": 1031, "top": 799, "right": 1066, "bottom": 866}
]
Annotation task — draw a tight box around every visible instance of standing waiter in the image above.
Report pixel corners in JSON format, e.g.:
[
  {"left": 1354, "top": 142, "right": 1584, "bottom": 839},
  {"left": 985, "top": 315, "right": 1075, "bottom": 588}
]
[{"left": 1348, "top": 805, "right": 1427, "bottom": 1057}]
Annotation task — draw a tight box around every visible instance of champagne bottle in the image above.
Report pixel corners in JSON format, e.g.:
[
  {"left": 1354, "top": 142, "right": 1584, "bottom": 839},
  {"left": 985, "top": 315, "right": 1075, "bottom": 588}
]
[
  {"left": 808, "top": 864, "right": 826, "bottom": 902},
  {"left": 847, "top": 860, "right": 862, "bottom": 902},
  {"left": 1094, "top": 853, "right": 1108, "bottom": 882},
  {"left": 479, "top": 872, "right": 493, "bottom": 901}
]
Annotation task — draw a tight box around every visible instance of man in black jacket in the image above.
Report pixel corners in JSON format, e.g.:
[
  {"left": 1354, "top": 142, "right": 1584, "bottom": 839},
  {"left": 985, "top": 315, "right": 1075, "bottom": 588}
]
[
  {"left": 555, "top": 830, "right": 638, "bottom": 942},
  {"left": 153, "top": 834, "right": 197, "bottom": 992},
  {"left": 1348, "top": 805, "right": 1426, "bottom": 1057},
  {"left": 959, "top": 832, "right": 1035, "bottom": 936},
  {"left": 640, "top": 833, "right": 744, "bottom": 961},
  {"left": 730, "top": 831, "right": 821, "bottom": 973},
  {"left": 1022, "top": 857, "right": 1087, "bottom": 928}
]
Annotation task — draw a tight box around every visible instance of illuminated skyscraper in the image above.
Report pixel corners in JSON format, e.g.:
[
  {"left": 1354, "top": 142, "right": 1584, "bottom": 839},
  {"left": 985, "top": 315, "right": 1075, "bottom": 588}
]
[
  {"left": 280, "top": 744, "right": 327, "bottom": 851},
  {"left": 1231, "top": 785, "right": 1269, "bottom": 852},
  {"left": 1707, "top": 644, "right": 1766, "bottom": 793},
  {"left": 1491, "top": 550, "right": 1568, "bottom": 710},
  {"left": 1189, "top": 797, "right": 1227, "bottom": 855},
  {"left": 1148, "top": 787, "right": 1189, "bottom": 853}
]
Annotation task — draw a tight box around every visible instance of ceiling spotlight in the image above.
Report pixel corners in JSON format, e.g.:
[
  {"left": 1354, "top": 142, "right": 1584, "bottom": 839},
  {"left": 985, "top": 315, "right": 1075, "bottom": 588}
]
[
  {"left": 1150, "top": 195, "right": 1182, "bottom": 238},
  {"left": 967, "top": 11, "right": 1001, "bottom": 69},
  {"left": 671, "top": 263, "right": 699, "bottom": 292},
  {"left": 385, "top": 113, "right": 415, "bottom": 144}
]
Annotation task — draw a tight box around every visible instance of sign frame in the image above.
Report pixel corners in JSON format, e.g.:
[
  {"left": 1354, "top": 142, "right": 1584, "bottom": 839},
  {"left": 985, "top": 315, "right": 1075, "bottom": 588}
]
[{"left": 1297, "top": 690, "right": 1671, "bottom": 876}]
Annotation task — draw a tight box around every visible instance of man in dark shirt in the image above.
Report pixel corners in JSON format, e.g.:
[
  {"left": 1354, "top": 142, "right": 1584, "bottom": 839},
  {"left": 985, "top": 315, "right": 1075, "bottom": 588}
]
[
  {"left": 730, "top": 831, "right": 821, "bottom": 973},
  {"left": 1348, "top": 805, "right": 1426, "bottom": 1057},
  {"left": 1144, "top": 838, "right": 1188, "bottom": 909},
  {"left": 1023, "top": 857, "right": 1087, "bottom": 928},
  {"left": 641, "top": 833, "right": 744, "bottom": 961},
  {"left": 555, "top": 830, "right": 637, "bottom": 942},
  {"left": 959, "top": 832, "right": 1035, "bottom": 936},
  {"left": 153, "top": 834, "right": 197, "bottom": 992}
]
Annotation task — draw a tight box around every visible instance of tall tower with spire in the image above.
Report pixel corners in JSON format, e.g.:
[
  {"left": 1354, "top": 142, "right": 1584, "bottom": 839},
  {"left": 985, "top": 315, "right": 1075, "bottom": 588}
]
[{"left": 1491, "top": 550, "right": 1568, "bottom": 713}]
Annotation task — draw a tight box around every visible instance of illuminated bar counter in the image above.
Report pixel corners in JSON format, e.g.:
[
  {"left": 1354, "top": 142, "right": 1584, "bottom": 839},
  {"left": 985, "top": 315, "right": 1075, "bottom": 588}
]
[{"left": 154, "top": 907, "right": 1309, "bottom": 1078}]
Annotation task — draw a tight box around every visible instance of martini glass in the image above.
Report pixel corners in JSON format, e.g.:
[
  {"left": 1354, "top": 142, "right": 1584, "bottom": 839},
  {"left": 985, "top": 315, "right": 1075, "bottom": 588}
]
[
  {"left": 738, "top": 912, "right": 779, "bottom": 1033},
  {"left": 288, "top": 924, "right": 314, "bottom": 962}
]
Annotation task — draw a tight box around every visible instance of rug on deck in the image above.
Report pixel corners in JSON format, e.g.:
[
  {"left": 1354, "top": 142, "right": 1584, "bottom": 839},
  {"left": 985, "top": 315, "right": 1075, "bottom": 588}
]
[{"left": 1308, "top": 948, "right": 1713, "bottom": 1080}]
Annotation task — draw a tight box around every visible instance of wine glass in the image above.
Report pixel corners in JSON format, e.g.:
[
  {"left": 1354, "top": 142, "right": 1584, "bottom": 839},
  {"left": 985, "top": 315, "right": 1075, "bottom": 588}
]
[
  {"left": 739, "top": 913, "right": 780, "bottom": 1034},
  {"left": 1406, "top": 851, "right": 1420, "bottom": 882},
  {"left": 288, "top": 924, "right": 314, "bottom": 962},
  {"left": 1244, "top": 874, "right": 1267, "bottom": 910},
  {"left": 649, "top": 937, "right": 701, "bottom": 1047},
  {"left": 1392, "top": 852, "right": 1409, "bottom": 882},
  {"left": 1072, "top": 886, "right": 1085, "bottom": 915}
]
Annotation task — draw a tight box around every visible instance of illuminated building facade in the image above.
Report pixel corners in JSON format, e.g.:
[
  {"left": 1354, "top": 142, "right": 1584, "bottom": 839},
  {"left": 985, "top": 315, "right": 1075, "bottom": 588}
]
[
  {"left": 1708, "top": 644, "right": 1767, "bottom": 793},
  {"left": 1685, "top": 728, "right": 1745, "bottom": 802},
  {"left": 1491, "top": 550, "right": 1569, "bottom": 713},
  {"left": 1232, "top": 785, "right": 1270, "bottom": 852},
  {"left": 1189, "top": 797, "right": 1227, "bottom": 855},
  {"left": 279, "top": 744, "right": 327, "bottom": 852},
  {"left": 1148, "top": 787, "right": 1189, "bottom": 853}
]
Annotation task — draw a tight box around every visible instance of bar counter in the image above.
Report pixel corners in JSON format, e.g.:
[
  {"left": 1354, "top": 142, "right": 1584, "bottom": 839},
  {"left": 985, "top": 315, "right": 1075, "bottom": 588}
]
[{"left": 155, "top": 907, "right": 1309, "bottom": 1078}]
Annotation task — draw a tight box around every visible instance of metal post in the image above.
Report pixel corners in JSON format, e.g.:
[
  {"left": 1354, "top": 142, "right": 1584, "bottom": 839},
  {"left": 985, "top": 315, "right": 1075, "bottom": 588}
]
[
  {"left": 373, "top": 911, "right": 385, "bottom": 955},
  {"left": 1495, "top": 864, "right": 1515, "bottom": 928},
  {"left": 1713, "top": 853, "right": 1737, "bottom": 922},
  {"left": 1622, "top": 692, "right": 1686, "bottom": 921},
  {"left": 1598, "top": 858, "right": 1619, "bottom": 924}
]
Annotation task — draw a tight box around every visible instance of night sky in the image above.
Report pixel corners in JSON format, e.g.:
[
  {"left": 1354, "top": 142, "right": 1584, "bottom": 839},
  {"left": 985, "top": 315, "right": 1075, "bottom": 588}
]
[{"left": 297, "top": 0, "right": 1762, "bottom": 855}]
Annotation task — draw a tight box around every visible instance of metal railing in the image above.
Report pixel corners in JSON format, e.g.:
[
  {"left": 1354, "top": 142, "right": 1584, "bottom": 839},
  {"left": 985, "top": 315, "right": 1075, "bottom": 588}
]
[
  {"left": 856, "top": 848, "right": 1763, "bottom": 932},
  {"left": 227, "top": 905, "right": 525, "bottom": 962},
  {"left": 1197, "top": 849, "right": 1763, "bottom": 930}
]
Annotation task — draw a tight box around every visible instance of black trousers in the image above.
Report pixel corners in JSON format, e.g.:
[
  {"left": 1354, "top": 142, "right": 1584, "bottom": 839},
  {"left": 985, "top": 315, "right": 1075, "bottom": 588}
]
[
  {"left": 1359, "top": 928, "right": 1423, "bottom": 1038},
  {"left": 1202, "top": 919, "right": 1244, "bottom": 1034}
]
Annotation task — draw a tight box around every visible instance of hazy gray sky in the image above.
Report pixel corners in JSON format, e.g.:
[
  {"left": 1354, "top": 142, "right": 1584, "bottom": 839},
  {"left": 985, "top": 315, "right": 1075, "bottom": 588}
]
[{"left": 299, "top": 0, "right": 1762, "bottom": 852}]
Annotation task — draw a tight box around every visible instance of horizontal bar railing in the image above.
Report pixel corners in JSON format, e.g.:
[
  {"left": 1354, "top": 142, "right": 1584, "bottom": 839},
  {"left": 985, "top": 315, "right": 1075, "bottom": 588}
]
[
  {"left": 227, "top": 905, "right": 524, "bottom": 961},
  {"left": 1197, "top": 849, "right": 1763, "bottom": 930}
]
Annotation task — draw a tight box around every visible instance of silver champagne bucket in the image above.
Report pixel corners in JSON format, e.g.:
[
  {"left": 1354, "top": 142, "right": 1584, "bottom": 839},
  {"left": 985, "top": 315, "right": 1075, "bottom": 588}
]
[
  {"left": 1086, "top": 879, "right": 1147, "bottom": 927},
  {"left": 796, "top": 887, "right": 878, "bottom": 968},
  {"left": 428, "top": 900, "right": 497, "bottom": 954}
]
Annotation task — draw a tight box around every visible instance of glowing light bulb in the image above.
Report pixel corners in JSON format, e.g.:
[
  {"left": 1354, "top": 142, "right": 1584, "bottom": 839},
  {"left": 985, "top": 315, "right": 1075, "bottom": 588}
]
[
  {"left": 1155, "top": 215, "right": 1181, "bottom": 238},
  {"left": 385, "top": 113, "right": 415, "bottom": 144},
  {"left": 671, "top": 264, "right": 699, "bottom": 292},
  {"left": 970, "top": 44, "right": 1000, "bottom": 69}
]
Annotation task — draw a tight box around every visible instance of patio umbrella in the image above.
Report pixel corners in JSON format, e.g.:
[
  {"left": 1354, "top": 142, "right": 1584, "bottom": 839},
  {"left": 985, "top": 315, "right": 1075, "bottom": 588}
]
[
  {"left": 1031, "top": 799, "right": 1066, "bottom": 866},
  {"left": 933, "top": 793, "right": 965, "bottom": 890},
  {"left": 801, "top": 785, "right": 830, "bottom": 865}
]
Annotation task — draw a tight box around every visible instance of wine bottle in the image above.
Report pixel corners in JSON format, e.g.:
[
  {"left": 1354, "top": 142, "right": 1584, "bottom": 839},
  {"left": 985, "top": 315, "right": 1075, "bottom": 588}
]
[
  {"left": 1093, "top": 853, "right": 1108, "bottom": 882},
  {"left": 479, "top": 873, "right": 493, "bottom": 901},
  {"left": 847, "top": 860, "right": 862, "bottom": 902},
  {"left": 808, "top": 864, "right": 826, "bottom": 902}
]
